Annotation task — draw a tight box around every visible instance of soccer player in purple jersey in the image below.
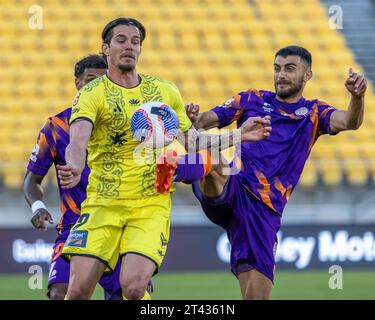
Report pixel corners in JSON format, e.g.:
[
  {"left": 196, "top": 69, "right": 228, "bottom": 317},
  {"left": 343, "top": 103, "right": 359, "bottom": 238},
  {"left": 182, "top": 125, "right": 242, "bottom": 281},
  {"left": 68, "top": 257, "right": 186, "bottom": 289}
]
[
  {"left": 159, "top": 46, "right": 367, "bottom": 299},
  {"left": 23, "top": 54, "right": 125, "bottom": 300}
]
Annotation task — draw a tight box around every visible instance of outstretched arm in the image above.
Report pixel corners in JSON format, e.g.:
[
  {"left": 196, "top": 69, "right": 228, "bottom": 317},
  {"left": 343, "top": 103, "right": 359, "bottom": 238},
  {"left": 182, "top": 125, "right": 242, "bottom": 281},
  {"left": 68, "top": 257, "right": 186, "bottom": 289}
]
[
  {"left": 185, "top": 104, "right": 220, "bottom": 130},
  {"left": 179, "top": 116, "right": 271, "bottom": 153},
  {"left": 330, "top": 68, "right": 366, "bottom": 132},
  {"left": 57, "top": 120, "right": 92, "bottom": 189}
]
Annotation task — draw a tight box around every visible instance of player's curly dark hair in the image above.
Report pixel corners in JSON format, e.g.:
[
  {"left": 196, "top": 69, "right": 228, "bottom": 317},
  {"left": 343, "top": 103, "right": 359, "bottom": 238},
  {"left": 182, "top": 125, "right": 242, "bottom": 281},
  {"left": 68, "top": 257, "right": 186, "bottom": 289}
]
[
  {"left": 74, "top": 54, "right": 107, "bottom": 78},
  {"left": 275, "top": 46, "right": 312, "bottom": 68},
  {"left": 101, "top": 18, "right": 146, "bottom": 45}
]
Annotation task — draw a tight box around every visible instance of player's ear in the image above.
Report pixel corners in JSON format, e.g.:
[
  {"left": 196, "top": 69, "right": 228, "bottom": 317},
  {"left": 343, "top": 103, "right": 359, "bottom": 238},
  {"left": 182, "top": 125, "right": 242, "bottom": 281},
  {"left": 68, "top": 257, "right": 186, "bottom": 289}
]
[
  {"left": 102, "top": 42, "right": 110, "bottom": 57},
  {"left": 304, "top": 69, "right": 312, "bottom": 83},
  {"left": 74, "top": 77, "right": 80, "bottom": 90}
]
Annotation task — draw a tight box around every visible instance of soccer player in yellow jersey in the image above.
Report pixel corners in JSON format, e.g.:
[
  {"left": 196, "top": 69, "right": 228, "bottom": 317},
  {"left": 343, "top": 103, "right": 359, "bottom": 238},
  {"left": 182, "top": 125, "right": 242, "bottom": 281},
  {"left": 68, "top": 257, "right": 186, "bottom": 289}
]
[
  {"left": 57, "top": 18, "right": 272, "bottom": 300},
  {"left": 56, "top": 18, "right": 193, "bottom": 300}
]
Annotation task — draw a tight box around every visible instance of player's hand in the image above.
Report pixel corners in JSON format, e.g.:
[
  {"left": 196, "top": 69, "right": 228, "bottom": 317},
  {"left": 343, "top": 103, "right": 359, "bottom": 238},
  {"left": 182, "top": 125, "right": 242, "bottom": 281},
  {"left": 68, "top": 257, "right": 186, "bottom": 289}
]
[
  {"left": 30, "top": 208, "right": 54, "bottom": 230},
  {"left": 185, "top": 103, "right": 200, "bottom": 123},
  {"left": 240, "top": 116, "right": 272, "bottom": 142},
  {"left": 345, "top": 68, "right": 367, "bottom": 98},
  {"left": 56, "top": 164, "right": 81, "bottom": 189}
]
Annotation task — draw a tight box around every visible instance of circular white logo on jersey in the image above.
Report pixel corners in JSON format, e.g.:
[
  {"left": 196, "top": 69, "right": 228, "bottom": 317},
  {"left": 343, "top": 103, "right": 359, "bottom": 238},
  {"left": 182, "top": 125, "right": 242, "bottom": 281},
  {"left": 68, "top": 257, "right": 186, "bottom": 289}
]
[
  {"left": 295, "top": 107, "right": 308, "bottom": 116},
  {"left": 224, "top": 97, "right": 235, "bottom": 107}
]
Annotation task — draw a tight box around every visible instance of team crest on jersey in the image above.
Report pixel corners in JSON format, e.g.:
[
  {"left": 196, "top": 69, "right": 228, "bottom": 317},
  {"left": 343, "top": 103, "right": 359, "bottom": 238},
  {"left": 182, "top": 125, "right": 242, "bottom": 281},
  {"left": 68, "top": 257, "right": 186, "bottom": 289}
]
[
  {"left": 295, "top": 107, "right": 309, "bottom": 116},
  {"left": 223, "top": 97, "right": 235, "bottom": 107},
  {"left": 262, "top": 103, "right": 274, "bottom": 113},
  {"left": 72, "top": 92, "right": 81, "bottom": 106},
  {"left": 29, "top": 144, "right": 39, "bottom": 163}
]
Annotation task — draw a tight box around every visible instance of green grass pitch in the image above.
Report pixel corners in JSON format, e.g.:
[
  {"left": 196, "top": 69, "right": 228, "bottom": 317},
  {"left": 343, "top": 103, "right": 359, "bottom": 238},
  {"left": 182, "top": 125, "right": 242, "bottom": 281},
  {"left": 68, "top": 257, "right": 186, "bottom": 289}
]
[{"left": 0, "top": 270, "right": 374, "bottom": 300}]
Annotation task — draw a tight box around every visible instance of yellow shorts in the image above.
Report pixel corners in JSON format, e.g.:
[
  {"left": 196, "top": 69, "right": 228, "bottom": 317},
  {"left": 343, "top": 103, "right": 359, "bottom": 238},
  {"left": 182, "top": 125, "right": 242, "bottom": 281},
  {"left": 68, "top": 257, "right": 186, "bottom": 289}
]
[{"left": 61, "top": 194, "right": 171, "bottom": 273}]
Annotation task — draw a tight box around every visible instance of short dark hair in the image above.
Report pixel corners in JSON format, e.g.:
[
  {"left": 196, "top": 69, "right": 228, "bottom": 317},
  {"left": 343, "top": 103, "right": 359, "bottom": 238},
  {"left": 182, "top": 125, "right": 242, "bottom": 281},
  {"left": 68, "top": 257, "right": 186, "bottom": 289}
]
[
  {"left": 275, "top": 45, "right": 312, "bottom": 68},
  {"left": 74, "top": 54, "right": 107, "bottom": 78},
  {"left": 101, "top": 18, "right": 146, "bottom": 45}
]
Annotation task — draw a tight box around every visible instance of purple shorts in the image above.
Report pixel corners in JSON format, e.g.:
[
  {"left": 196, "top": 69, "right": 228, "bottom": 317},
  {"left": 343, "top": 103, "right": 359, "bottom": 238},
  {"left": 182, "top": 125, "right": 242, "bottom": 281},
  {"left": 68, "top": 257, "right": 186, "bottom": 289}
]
[
  {"left": 192, "top": 175, "right": 281, "bottom": 283},
  {"left": 48, "top": 231, "right": 122, "bottom": 300}
]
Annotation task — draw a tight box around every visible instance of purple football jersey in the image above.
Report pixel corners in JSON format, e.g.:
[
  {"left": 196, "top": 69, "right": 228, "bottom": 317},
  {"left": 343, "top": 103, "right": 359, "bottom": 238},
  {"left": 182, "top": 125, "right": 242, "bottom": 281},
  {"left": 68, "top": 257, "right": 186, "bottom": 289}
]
[
  {"left": 212, "top": 89, "right": 337, "bottom": 214},
  {"left": 27, "top": 108, "right": 90, "bottom": 233}
]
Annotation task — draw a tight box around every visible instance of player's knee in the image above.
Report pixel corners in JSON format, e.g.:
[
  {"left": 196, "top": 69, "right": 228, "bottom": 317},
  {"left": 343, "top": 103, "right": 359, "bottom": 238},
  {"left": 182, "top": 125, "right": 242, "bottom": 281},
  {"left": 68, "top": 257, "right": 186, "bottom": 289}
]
[
  {"left": 244, "top": 289, "right": 270, "bottom": 300},
  {"left": 122, "top": 286, "right": 145, "bottom": 300},
  {"left": 121, "top": 277, "right": 148, "bottom": 300},
  {"left": 67, "top": 284, "right": 92, "bottom": 300},
  {"left": 49, "top": 287, "right": 67, "bottom": 300}
]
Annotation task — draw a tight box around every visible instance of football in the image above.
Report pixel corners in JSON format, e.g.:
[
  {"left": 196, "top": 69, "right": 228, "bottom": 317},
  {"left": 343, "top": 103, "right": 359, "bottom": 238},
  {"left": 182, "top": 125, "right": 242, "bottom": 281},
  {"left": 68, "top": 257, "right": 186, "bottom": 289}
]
[{"left": 131, "top": 101, "right": 180, "bottom": 148}]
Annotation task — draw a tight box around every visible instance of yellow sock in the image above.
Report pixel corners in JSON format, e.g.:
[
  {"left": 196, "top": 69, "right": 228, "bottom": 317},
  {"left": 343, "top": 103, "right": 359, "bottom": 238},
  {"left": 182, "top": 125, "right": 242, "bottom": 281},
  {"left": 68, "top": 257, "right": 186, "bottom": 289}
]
[
  {"left": 122, "top": 291, "right": 152, "bottom": 300},
  {"left": 142, "top": 292, "right": 152, "bottom": 300},
  {"left": 64, "top": 295, "right": 69, "bottom": 300}
]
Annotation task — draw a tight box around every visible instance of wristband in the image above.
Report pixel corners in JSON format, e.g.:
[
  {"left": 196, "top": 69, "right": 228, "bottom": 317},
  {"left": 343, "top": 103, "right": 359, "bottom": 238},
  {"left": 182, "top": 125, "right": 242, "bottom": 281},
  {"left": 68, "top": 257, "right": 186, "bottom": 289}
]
[{"left": 31, "top": 200, "right": 46, "bottom": 214}]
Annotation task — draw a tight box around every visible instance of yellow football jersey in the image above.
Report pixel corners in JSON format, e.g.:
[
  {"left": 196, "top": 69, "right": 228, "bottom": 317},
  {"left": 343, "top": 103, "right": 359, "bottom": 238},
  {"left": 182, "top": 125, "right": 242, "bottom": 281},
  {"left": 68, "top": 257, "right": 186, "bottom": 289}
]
[{"left": 70, "top": 74, "right": 191, "bottom": 201}]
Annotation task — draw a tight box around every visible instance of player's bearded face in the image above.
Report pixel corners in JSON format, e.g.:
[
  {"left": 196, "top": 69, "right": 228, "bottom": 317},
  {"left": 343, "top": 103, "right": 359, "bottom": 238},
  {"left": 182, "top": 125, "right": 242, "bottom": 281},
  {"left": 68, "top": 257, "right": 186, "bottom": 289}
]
[
  {"left": 275, "top": 75, "right": 304, "bottom": 99},
  {"left": 274, "top": 55, "right": 308, "bottom": 99},
  {"left": 107, "top": 25, "right": 141, "bottom": 72}
]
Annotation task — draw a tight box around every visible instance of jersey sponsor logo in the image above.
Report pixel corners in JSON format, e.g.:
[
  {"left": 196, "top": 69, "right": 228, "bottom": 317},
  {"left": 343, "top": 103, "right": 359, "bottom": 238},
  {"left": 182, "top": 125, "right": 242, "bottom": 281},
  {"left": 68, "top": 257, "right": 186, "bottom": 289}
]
[
  {"left": 30, "top": 144, "right": 40, "bottom": 162},
  {"left": 262, "top": 103, "right": 274, "bottom": 113},
  {"left": 65, "top": 230, "right": 88, "bottom": 248},
  {"left": 295, "top": 107, "right": 309, "bottom": 116},
  {"left": 72, "top": 92, "right": 81, "bottom": 107},
  {"left": 129, "top": 98, "right": 140, "bottom": 105}
]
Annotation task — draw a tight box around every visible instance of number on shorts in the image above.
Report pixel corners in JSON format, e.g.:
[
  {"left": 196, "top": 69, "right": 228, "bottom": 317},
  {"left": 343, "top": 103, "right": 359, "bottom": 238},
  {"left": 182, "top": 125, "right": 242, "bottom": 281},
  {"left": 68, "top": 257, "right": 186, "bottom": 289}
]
[{"left": 72, "top": 213, "right": 90, "bottom": 230}]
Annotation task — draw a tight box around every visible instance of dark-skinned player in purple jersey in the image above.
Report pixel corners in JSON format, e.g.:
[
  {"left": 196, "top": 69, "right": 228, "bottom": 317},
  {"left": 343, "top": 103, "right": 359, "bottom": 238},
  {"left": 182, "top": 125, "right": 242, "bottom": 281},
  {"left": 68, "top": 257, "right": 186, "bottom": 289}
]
[{"left": 155, "top": 45, "right": 366, "bottom": 300}]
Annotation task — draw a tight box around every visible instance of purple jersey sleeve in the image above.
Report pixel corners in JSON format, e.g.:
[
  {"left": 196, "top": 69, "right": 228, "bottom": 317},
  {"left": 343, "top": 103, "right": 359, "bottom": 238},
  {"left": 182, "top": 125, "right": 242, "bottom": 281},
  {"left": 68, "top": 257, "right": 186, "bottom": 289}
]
[
  {"left": 317, "top": 101, "right": 337, "bottom": 136},
  {"left": 211, "top": 90, "right": 254, "bottom": 129},
  {"left": 27, "top": 119, "right": 56, "bottom": 176}
]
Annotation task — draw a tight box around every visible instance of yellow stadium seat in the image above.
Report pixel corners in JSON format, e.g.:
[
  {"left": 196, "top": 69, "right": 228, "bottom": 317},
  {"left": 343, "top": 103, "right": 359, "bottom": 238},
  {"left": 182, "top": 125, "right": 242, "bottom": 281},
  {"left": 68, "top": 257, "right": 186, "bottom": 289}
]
[
  {"left": 3, "top": 167, "right": 24, "bottom": 190},
  {"left": 179, "top": 34, "right": 201, "bottom": 50},
  {"left": 334, "top": 143, "right": 361, "bottom": 160},
  {"left": 361, "top": 143, "right": 375, "bottom": 161},
  {"left": 300, "top": 159, "right": 318, "bottom": 188},
  {"left": 1, "top": 144, "right": 29, "bottom": 163},
  {"left": 310, "top": 140, "right": 335, "bottom": 160},
  {"left": 250, "top": 35, "right": 273, "bottom": 51},
  {"left": 0, "top": 130, "right": 8, "bottom": 145},
  {"left": 351, "top": 129, "right": 375, "bottom": 143},
  {"left": 319, "top": 159, "right": 343, "bottom": 186},
  {"left": 343, "top": 159, "right": 368, "bottom": 186},
  {"left": 181, "top": 6, "right": 207, "bottom": 20},
  {"left": 365, "top": 113, "right": 375, "bottom": 126}
]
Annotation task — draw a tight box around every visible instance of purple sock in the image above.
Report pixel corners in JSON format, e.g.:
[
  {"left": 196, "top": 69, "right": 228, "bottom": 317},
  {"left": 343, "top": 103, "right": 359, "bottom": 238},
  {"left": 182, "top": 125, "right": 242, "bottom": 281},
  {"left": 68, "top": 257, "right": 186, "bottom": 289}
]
[{"left": 174, "top": 153, "right": 206, "bottom": 184}]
